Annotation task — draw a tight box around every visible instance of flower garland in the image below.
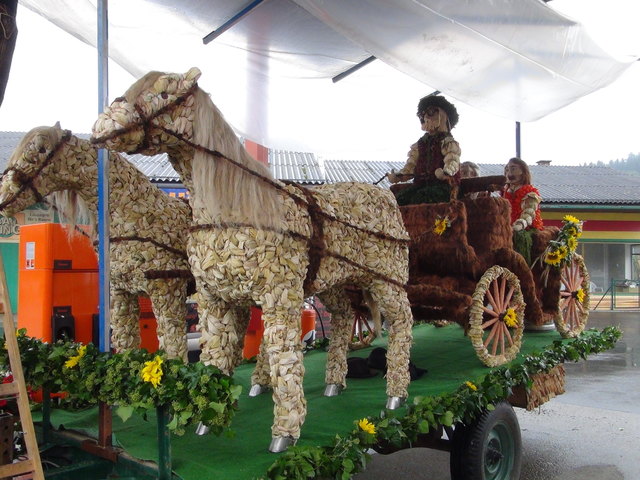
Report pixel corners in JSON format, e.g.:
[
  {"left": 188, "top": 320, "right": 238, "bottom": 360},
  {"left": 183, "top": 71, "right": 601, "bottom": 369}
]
[
  {"left": 0, "top": 330, "right": 241, "bottom": 436},
  {"left": 541, "top": 215, "right": 583, "bottom": 268},
  {"left": 265, "top": 326, "right": 621, "bottom": 479}
]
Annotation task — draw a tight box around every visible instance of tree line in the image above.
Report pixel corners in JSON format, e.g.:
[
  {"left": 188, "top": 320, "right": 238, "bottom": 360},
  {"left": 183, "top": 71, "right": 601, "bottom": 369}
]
[{"left": 581, "top": 152, "right": 640, "bottom": 175}]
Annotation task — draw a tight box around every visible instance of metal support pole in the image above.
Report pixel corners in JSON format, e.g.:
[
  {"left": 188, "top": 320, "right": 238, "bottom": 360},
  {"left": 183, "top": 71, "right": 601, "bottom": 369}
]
[
  {"left": 97, "top": 0, "right": 110, "bottom": 353},
  {"left": 332, "top": 56, "right": 376, "bottom": 83},
  {"left": 41, "top": 388, "right": 51, "bottom": 446},
  {"left": 96, "top": 0, "right": 113, "bottom": 451},
  {"left": 515, "top": 121, "right": 521, "bottom": 158},
  {"left": 157, "top": 405, "right": 172, "bottom": 480},
  {"left": 202, "top": 0, "right": 267, "bottom": 44}
]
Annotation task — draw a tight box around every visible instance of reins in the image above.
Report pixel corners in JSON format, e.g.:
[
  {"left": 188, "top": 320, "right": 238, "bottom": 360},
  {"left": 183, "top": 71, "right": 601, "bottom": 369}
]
[{"left": 96, "top": 83, "right": 412, "bottom": 290}]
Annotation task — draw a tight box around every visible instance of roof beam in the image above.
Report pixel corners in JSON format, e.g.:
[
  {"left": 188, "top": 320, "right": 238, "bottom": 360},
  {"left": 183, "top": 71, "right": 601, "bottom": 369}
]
[{"left": 202, "top": 0, "right": 267, "bottom": 45}]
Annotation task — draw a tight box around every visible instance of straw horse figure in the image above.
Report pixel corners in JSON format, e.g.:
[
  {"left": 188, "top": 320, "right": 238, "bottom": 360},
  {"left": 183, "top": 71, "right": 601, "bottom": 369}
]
[
  {"left": 91, "top": 67, "right": 414, "bottom": 451},
  {"left": 0, "top": 124, "right": 194, "bottom": 360}
]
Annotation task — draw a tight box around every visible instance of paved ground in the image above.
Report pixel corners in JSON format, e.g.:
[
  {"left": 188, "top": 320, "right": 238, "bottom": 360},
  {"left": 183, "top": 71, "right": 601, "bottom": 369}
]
[{"left": 354, "top": 311, "right": 640, "bottom": 479}]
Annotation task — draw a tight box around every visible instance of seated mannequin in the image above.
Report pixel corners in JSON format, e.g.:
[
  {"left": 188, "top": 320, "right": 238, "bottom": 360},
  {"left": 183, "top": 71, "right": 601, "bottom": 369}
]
[
  {"left": 501, "top": 157, "right": 543, "bottom": 264},
  {"left": 387, "top": 95, "right": 461, "bottom": 205}
]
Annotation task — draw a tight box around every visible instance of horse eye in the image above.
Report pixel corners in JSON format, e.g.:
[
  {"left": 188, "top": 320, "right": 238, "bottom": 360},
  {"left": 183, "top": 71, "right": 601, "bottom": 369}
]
[
  {"left": 161, "top": 92, "right": 168, "bottom": 100},
  {"left": 39, "top": 147, "right": 46, "bottom": 154}
]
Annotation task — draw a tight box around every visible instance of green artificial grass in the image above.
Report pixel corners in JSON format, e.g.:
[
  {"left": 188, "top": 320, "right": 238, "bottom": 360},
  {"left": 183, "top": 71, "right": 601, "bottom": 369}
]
[{"left": 42, "top": 323, "right": 561, "bottom": 480}]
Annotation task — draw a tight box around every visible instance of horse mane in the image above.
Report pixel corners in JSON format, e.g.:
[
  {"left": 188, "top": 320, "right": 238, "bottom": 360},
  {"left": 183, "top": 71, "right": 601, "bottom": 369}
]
[
  {"left": 48, "top": 191, "right": 97, "bottom": 242},
  {"left": 190, "top": 87, "right": 282, "bottom": 229}
]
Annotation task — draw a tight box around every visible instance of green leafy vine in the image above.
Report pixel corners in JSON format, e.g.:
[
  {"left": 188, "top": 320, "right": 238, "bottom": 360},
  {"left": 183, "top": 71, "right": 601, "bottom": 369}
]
[
  {"left": 264, "top": 326, "right": 621, "bottom": 480},
  {"left": 0, "top": 330, "right": 241, "bottom": 436}
]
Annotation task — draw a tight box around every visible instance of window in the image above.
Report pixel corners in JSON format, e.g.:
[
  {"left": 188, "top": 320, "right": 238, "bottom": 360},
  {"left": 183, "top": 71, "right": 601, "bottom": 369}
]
[{"left": 632, "top": 245, "right": 640, "bottom": 281}]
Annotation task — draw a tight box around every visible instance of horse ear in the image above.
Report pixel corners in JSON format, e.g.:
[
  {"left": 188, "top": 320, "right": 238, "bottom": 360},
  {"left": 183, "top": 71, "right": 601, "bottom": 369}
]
[
  {"left": 185, "top": 67, "right": 201, "bottom": 85},
  {"left": 54, "top": 121, "right": 61, "bottom": 129}
]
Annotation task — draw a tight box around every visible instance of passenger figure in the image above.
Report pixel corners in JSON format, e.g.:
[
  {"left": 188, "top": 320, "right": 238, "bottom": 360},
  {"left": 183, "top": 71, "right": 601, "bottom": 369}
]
[
  {"left": 387, "top": 95, "right": 461, "bottom": 205},
  {"left": 501, "top": 157, "right": 543, "bottom": 263},
  {"left": 460, "top": 160, "right": 481, "bottom": 179},
  {"left": 460, "top": 161, "right": 484, "bottom": 200}
]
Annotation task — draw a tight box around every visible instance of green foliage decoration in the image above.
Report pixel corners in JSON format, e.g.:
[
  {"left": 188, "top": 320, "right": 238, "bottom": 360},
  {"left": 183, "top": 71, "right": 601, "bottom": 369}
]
[
  {"left": 0, "top": 329, "right": 241, "bottom": 436},
  {"left": 264, "top": 326, "right": 621, "bottom": 480}
]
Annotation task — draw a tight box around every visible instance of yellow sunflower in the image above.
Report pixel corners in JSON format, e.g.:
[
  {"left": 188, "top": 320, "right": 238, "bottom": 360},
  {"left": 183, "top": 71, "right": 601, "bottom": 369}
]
[
  {"left": 141, "top": 355, "right": 164, "bottom": 388},
  {"left": 576, "top": 288, "right": 585, "bottom": 303},
  {"left": 502, "top": 308, "right": 518, "bottom": 328},
  {"left": 358, "top": 418, "right": 376, "bottom": 435},
  {"left": 544, "top": 246, "right": 568, "bottom": 266},
  {"left": 567, "top": 236, "right": 578, "bottom": 252},
  {"left": 64, "top": 345, "right": 87, "bottom": 369},
  {"left": 563, "top": 214, "right": 580, "bottom": 224},
  {"left": 465, "top": 381, "right": 478, "bottom": 391},
  {"left": 433, "top": 216, "right": 450, "bottom": 236}
]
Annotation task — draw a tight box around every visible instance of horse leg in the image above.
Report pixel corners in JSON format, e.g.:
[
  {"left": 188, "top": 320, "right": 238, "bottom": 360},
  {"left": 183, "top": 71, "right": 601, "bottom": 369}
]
[
  {"left": 110, "top": 288, "right": 141, "bottom": 352},
  {"left": 367, "top": 279, "right": 413, "bottom": 408},
  {"left": 197, "top": 289, "right": 241, "bottom": 376},
  {"left": 261, "top": 291, "right": 306, "bottom": 452},
  {"left": 249, "top": 329, "right": 273, "bottom": 396},
  {"left": 148, "top": 278, "right": 189, "bottom": 361},
  {"left": 316, "top": 287, "right": 354, "bottom": 396}
]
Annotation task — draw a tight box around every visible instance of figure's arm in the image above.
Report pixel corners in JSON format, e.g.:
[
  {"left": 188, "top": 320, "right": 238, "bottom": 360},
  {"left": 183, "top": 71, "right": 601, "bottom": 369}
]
[
  {"left": 513, "top": 191, "right": 542, "bottom": 231},
  {"left": 435, "top": 135, "right": 461, "bottom": 180},
  {"left": 388, "top": 143, "right": 418, "bottom": 183}
]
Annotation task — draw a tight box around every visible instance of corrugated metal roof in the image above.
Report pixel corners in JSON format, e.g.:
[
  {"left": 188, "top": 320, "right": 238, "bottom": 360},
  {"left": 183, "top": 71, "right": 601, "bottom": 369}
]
[
  {"left": 479, "top": 163, "right": 640, "bottom": 205},
  {"left": 122, "top": 152, "right": 180, "bottom": 183},
  {"left": 268, "top": 150, "right": 324, "bottom": 184},
  {"left": 324, "top": 160, "right": 404, "bottom": 188},
  {"left": 1, "top": 132, "right": 639, "bottom": 205}
]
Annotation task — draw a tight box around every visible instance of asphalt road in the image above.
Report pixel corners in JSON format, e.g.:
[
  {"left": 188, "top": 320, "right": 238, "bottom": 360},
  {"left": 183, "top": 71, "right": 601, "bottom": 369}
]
[{"left": 354, "top": 311, "right": 640, "bottom": 479}]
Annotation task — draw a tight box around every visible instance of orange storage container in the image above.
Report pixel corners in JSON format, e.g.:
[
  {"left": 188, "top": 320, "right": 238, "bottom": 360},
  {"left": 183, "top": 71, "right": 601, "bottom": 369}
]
[
  {"left": 242, "top": 306, "right": 316, "bottom": 359},
  {"left": 138, "top": 297, "right": 159, "bottom": 353},
  {"left": 18, "top": 223, "right": 98, "bottom": 344}
]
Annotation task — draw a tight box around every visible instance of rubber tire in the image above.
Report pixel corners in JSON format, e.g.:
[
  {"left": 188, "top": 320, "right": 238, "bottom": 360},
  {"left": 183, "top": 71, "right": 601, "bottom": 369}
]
[{"left": 450, "top": 402, "right": 522, "bottom": 480}]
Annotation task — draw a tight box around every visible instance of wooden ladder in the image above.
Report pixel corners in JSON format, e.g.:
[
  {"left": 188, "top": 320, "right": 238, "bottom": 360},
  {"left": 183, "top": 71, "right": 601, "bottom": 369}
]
[{"left": 0, "top": 250, "right": 44, "bottom": 479}]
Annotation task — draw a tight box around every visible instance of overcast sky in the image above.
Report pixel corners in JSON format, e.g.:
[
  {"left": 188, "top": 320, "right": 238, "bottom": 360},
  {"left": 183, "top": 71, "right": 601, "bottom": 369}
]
[{"left": 0, "top": 1, "right": 638, "bottom": 167}]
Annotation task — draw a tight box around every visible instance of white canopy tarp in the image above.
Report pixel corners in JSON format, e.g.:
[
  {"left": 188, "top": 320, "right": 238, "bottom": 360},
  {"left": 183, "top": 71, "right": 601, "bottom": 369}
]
[{"left": 18, "top": 0, "right": 636, "bottom": 158}]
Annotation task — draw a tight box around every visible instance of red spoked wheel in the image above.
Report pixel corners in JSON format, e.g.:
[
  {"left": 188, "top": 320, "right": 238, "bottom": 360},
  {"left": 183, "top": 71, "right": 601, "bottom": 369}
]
[
  {"left": 555, "top": 254, "right": 590, "bottom": 338},
  {"left": 469, "top": 266, "right": 525, "bottom": 367},
  {"left": 349, "top": 309, "right": 376, "bottom": 350}
]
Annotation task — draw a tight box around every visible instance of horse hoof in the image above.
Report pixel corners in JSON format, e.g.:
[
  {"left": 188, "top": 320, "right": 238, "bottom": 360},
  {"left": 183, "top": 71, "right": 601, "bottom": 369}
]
[
  {"left": 324, "top": 384, "right": 343, "bottom": 397},
  {"left": 386, "top": 396, "right": 406, "bottom": 410},
  {"left": 269, "top": 436, "right": 296, "bottom": 453},
  {"left": 249, "top": 384, "right": 270, "bottom": 397},
  {"left": 195, "top": 422, "right": 210, "bottom": 436}
]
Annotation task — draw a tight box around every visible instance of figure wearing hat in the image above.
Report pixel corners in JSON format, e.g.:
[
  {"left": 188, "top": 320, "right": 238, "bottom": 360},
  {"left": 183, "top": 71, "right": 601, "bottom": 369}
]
[{"left": 388, "top": 95, "right": 461, "bottom": 205}]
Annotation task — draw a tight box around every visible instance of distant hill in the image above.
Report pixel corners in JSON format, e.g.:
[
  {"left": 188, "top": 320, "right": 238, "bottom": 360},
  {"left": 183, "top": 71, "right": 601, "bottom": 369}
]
[{"left": 582, "top": 153, "right": 640, "bottom": 176}]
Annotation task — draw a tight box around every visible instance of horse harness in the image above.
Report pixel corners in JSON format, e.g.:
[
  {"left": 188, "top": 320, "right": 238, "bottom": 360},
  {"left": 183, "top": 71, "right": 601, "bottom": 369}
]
[
  {"left": 0, "top": 129, "right": 73, "bottom": 210},
  {"left": 98, "top": 82, "right": 411, "bottom": 292}
]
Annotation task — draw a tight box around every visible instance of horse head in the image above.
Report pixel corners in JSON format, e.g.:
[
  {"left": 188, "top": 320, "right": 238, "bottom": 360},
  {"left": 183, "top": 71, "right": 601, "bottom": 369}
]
[
  {"left": 0, "top": 122, "right": 72, "bottom": 217},
  {"left": 91, "top": 67, "right": 202, "bottom": 156}
]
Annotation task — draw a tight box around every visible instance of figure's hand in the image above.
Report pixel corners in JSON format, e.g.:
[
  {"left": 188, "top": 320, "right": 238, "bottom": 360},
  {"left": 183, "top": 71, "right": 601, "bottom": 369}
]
[
  {"left": 443, "top": 162, "right": 458, "bottom": 176},
  {"left": 512, "top": 219, "right": 527, "bottom": 232},
  {"left": 435, "top": 168, "right": 447, "bottom": 181}
]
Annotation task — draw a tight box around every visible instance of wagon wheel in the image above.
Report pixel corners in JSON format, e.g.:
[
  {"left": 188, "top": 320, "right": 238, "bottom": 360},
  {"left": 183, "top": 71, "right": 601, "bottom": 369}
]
[
  {"left": 555, "top": 254, "right": 590, "bottom": 338},
  {"left": 349, "top": 309, "right": 377, "bottom": 350},
  {"left": 469, "top": 266, "right": 525, "bottom": 367},
  {"left": 450, "top": 402, "right": 522, "bottom": 480}
]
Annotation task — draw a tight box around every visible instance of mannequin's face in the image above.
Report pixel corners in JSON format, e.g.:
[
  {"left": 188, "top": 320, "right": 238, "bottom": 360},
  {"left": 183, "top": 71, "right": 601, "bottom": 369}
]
[
  {"left": 505, "top": 162, "right": 525, "bottom": 186},
  {"left": 419, "top": 107, "right": 449, "bottom": 133},
  {"left": 460, "top": 164, "right": 478, "bottom": 179}
]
